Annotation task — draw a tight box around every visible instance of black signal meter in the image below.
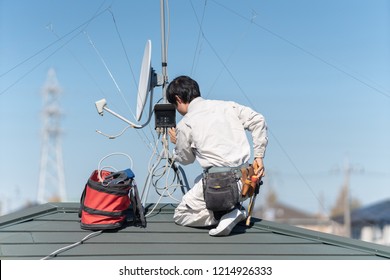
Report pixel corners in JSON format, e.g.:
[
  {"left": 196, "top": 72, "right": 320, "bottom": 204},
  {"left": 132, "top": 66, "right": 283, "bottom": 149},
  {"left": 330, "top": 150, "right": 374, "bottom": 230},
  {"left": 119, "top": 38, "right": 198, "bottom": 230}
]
[{"left": 154, "top": 103, "right": 176, "bottom": 130}]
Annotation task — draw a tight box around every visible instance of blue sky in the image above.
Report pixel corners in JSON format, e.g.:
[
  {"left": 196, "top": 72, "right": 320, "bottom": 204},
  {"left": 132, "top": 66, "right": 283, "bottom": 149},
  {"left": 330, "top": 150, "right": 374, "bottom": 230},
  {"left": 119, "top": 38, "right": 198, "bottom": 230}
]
[{"left": 0, "top": 0, "right": 389, "bottom": 215}]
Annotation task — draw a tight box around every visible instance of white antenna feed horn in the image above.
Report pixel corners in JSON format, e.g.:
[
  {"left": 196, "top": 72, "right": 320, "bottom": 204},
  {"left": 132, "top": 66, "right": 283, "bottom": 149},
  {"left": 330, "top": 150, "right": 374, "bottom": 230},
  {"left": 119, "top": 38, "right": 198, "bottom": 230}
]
[{"left": 95, "top": 98, "right": 107, "bottom": 116}]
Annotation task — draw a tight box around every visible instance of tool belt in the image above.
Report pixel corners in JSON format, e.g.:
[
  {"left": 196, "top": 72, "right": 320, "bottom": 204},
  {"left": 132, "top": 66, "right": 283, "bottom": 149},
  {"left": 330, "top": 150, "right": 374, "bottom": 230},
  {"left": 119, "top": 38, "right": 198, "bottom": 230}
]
[{"left": 202, "top": 169, "right": 240, "bottom": 212}]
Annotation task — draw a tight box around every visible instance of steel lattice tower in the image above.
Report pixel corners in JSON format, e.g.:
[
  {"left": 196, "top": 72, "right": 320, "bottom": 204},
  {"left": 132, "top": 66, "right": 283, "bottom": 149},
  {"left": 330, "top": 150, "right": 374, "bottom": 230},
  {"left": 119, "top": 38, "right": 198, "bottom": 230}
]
[{"left": 37, "top": 68, "right": 67, "bottom": 203}]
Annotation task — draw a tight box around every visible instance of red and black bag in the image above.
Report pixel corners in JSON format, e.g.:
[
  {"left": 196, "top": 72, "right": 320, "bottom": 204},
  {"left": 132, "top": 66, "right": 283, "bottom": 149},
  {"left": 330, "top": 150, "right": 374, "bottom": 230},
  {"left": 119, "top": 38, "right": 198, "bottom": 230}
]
[{"left": 79, "top": 169, "right": 146, "bottom": 230}]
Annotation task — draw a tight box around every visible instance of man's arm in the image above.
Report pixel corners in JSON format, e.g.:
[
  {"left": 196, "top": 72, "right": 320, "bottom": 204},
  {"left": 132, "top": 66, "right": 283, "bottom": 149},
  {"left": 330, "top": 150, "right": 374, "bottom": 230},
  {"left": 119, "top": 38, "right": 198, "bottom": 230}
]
[
  {"left": 168, "top": 127, "right": 196, "bottom": 165},
  {"left": 231, "top": 102, "right": 268, "bottom": 159}
]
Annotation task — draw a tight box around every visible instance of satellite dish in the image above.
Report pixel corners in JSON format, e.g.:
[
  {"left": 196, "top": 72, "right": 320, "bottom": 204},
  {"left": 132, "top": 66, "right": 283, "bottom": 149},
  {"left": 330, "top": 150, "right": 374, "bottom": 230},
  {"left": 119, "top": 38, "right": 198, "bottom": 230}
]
[
  {"left": 136, "top": 40, "right": 152, "bottom": 121},
  {"left": 95, "top": 40, "right": 157, "bottom": 131}
]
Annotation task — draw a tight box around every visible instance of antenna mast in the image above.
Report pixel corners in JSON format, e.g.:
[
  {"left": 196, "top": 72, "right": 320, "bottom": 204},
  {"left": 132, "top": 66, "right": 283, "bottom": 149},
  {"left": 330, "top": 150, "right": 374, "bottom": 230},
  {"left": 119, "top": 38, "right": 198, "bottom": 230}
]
[
  {"left": 94, "top": 0, "right": 188, "bottom": 206},
  {"left": 37, "top": 68, "right": 67, "bottom": 204},
  {"left": 160, "top": 0, "right": 168, "bottom": 102}
]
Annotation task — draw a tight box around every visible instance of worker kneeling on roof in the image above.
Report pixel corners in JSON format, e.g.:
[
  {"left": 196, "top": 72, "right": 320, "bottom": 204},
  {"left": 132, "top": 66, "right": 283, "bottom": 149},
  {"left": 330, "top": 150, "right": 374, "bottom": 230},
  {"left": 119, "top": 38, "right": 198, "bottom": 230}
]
[{"left": 167, "top": 75, "right": 268, "bottom": 236}]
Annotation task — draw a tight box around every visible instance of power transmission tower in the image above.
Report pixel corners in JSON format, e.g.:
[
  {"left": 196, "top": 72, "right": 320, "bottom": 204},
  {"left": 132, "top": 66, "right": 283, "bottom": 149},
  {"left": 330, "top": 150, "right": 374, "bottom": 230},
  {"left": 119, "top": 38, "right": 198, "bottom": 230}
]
[{"left": 37, "top": 68, "right": 67, "bottom": 204}]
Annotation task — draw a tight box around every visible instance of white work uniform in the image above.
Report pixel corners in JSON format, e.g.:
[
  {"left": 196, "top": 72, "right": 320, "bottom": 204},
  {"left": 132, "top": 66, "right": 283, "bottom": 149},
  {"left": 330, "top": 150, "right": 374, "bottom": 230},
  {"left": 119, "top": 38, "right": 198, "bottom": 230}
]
[{"left": 172, "top": 97, "right": 268, "bottom": 227}]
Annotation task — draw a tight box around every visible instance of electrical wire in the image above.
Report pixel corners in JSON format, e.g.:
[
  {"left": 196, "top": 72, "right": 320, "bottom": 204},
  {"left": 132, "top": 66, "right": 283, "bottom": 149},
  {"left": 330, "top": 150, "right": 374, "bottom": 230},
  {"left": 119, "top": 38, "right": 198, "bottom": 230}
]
[
  {"left": 210, "top": 0, "right": 390, "bottom": 100},
  {"left": 108, "top": 8, "right": 138, "bottom": 91},
  {"left": 41, "top": 230, "right": 103, "bottom": 260},
  {"left": 0, "top": 8, "right": 110, "bottom": 80},
  {"left": 96, "top": 125, "right": 132, "bottom": 139},
  {"left": 0, "top": 30, "right": 83, "bottom": 96},
  {"left": 142, "top": 130, "right": 185, "bottom": 217},
  {"left": 190, "top": 0, "right": 208, "bottom": 76},
  {"left": 145, "top": 157, "right": 181, "bottom": 218},
  {"left": 84, "top": 31, "right": 134, "bottom": 116}
]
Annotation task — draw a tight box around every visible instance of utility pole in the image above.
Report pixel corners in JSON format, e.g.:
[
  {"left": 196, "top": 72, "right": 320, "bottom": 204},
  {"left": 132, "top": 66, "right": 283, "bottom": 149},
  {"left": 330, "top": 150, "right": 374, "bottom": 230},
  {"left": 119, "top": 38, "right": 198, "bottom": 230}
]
[
  {"left": 342, "top": 157, "right": 352, "bottom": 238},
  {"left": 37, "top": 68, "right": 67, "bottom": 204},
  {"left": 340, "top": 157, "right": 363, "bottom": 238}
]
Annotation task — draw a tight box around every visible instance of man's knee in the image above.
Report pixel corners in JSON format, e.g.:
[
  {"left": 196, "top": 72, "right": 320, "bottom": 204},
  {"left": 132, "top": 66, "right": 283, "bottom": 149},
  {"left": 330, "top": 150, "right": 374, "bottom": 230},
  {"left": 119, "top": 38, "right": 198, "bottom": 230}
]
[
  {"left": 173, "top": 207, "right": 186, "bottom": 225},
  {"left": 174, "top": 205, "right": 218, "bottom": 227}
]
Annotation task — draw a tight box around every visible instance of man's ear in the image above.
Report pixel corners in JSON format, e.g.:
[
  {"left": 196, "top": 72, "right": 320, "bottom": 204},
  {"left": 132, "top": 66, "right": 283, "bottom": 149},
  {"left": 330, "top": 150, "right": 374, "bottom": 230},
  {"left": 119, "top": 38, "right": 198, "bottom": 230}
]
[{"left": 175, "top": 95, "right": 183, "bottom": 104}]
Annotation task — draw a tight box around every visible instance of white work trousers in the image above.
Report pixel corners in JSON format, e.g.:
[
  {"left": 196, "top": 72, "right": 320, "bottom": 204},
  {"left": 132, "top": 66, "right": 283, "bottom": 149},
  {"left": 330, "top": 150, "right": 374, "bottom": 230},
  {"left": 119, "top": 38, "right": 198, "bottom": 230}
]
[{"left": 173, "top": 174, "right": 245, "bottom": 227}]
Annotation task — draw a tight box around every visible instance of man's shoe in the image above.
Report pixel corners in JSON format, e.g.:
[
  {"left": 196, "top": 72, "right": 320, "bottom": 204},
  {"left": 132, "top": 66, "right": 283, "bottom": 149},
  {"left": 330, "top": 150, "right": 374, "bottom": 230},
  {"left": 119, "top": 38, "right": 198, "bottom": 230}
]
[{"left": 209, "top": 208, "right": 246, "bottom": 237}]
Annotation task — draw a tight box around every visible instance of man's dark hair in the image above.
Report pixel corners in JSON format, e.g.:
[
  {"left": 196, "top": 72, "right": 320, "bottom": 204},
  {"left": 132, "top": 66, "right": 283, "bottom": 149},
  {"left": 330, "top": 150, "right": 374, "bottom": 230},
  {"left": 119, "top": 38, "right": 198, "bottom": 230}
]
[{"left": 166, "top": 75, "right": 201, "bottom": 105}]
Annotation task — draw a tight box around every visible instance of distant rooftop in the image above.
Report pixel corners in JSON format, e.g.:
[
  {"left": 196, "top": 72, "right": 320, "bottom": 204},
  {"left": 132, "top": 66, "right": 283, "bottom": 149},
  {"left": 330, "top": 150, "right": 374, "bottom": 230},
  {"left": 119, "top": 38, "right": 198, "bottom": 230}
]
[
  {"left": 1, "top": 202, "right": 390, "bottom": 260},
  {"left": 333, "top": 199, "right": 390, "bottom": 225}
]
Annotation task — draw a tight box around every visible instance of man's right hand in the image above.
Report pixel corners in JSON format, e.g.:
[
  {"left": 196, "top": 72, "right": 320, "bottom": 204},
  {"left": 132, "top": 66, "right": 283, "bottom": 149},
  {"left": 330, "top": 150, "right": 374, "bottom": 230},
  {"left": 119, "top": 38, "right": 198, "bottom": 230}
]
[{"left": 168, "top": 128, "right": 177, "bottom": 144}]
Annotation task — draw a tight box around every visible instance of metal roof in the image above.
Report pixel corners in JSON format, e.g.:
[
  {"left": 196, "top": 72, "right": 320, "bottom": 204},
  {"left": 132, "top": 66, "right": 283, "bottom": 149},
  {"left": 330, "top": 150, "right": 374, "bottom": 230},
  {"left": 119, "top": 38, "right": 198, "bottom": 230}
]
[
  {"left": 333, "top": 199, "right": 390, "bottom": 225},
  {"left": 1, "top": 202, "right": 390, "bottom": 260}
]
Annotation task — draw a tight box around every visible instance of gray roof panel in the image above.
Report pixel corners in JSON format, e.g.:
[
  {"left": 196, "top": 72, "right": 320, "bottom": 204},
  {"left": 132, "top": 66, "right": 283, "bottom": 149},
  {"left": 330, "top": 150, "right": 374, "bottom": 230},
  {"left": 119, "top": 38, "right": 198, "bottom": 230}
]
[{"left": 1, "top": 202, "right": 389, "bottom": 260}]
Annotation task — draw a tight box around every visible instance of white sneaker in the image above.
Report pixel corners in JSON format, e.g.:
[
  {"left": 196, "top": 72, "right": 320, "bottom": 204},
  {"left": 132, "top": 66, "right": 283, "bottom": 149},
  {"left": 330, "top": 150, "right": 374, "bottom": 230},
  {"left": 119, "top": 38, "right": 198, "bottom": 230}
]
[{"left": 209, "top": 209, "right": 246, "bottom": 237}]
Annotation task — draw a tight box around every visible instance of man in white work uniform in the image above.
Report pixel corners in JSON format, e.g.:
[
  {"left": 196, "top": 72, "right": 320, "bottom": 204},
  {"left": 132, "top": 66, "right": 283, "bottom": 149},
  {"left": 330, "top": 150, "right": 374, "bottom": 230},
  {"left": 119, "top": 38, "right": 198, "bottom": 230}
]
[{"left": 167, "top": 75, "right": 268, "bottom": 236}]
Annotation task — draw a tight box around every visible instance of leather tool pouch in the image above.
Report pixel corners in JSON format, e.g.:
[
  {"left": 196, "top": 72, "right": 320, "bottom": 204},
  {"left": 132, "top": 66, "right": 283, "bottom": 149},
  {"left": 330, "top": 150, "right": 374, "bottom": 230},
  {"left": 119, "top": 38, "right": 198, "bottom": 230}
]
[
  {"left": 203, "top": 171, "right": 239, "bottom": 212},
  {"left": 241, "top": 164, "right": 255, "bottom": 197}
]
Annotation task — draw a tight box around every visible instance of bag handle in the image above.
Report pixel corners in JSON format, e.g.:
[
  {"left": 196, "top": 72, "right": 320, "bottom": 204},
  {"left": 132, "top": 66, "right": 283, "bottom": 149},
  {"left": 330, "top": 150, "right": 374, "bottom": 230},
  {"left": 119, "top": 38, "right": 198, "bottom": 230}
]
[{"left": 97, "top": 152, "right": 134, "bottom": 182}]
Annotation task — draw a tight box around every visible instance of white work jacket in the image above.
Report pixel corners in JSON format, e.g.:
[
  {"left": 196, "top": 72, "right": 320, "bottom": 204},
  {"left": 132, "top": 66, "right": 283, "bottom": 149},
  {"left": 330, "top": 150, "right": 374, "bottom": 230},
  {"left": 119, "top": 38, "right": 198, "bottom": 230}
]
[{"left": 173, "top": 97, "right": 268, "bottom": 169}]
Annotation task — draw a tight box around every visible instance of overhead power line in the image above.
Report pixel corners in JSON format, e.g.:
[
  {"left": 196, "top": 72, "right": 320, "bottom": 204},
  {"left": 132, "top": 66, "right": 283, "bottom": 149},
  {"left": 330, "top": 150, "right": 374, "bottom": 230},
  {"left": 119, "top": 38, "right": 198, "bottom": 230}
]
[{"left": 211, "top": 0, "right": 390, "bottom": 100}]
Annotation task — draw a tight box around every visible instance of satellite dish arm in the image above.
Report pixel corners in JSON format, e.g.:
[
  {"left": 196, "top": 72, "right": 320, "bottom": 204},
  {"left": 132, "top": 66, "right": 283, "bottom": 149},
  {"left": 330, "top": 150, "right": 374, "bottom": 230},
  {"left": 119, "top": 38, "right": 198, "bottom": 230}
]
[
  {"left": 101, "top": 106, "right": 142, "bottom": 129},
  {"left": 95, "top": 91, "right": 155, "bottom": 130}
]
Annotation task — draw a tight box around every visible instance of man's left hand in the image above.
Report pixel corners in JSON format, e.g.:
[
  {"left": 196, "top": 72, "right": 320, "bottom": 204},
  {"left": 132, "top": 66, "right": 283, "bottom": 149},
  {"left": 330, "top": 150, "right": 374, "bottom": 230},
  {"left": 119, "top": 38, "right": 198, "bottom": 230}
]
[{"left": 253, "top": 157, "right": 265, "bottom": 178}]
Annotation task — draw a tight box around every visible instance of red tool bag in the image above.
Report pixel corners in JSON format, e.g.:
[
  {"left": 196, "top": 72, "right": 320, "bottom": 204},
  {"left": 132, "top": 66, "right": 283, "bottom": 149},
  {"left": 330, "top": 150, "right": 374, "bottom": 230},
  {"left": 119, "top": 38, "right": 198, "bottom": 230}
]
[{"left": 79, "top": 169, "right": 146, "bottom": 230}]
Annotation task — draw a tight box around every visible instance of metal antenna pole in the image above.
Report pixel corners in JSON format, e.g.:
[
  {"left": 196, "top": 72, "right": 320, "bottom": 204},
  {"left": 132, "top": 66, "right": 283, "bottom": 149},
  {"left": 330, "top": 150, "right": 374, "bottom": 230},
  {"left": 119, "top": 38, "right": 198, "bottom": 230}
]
[
  {"left": 141, "top": 0, "right": 190, "bottom": 206},
  {"left": 160, "top": 0, "right": 168, "bottom": 102},
  {"left": 141, "top": 0, "right": 168, "bottom": 206}
]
